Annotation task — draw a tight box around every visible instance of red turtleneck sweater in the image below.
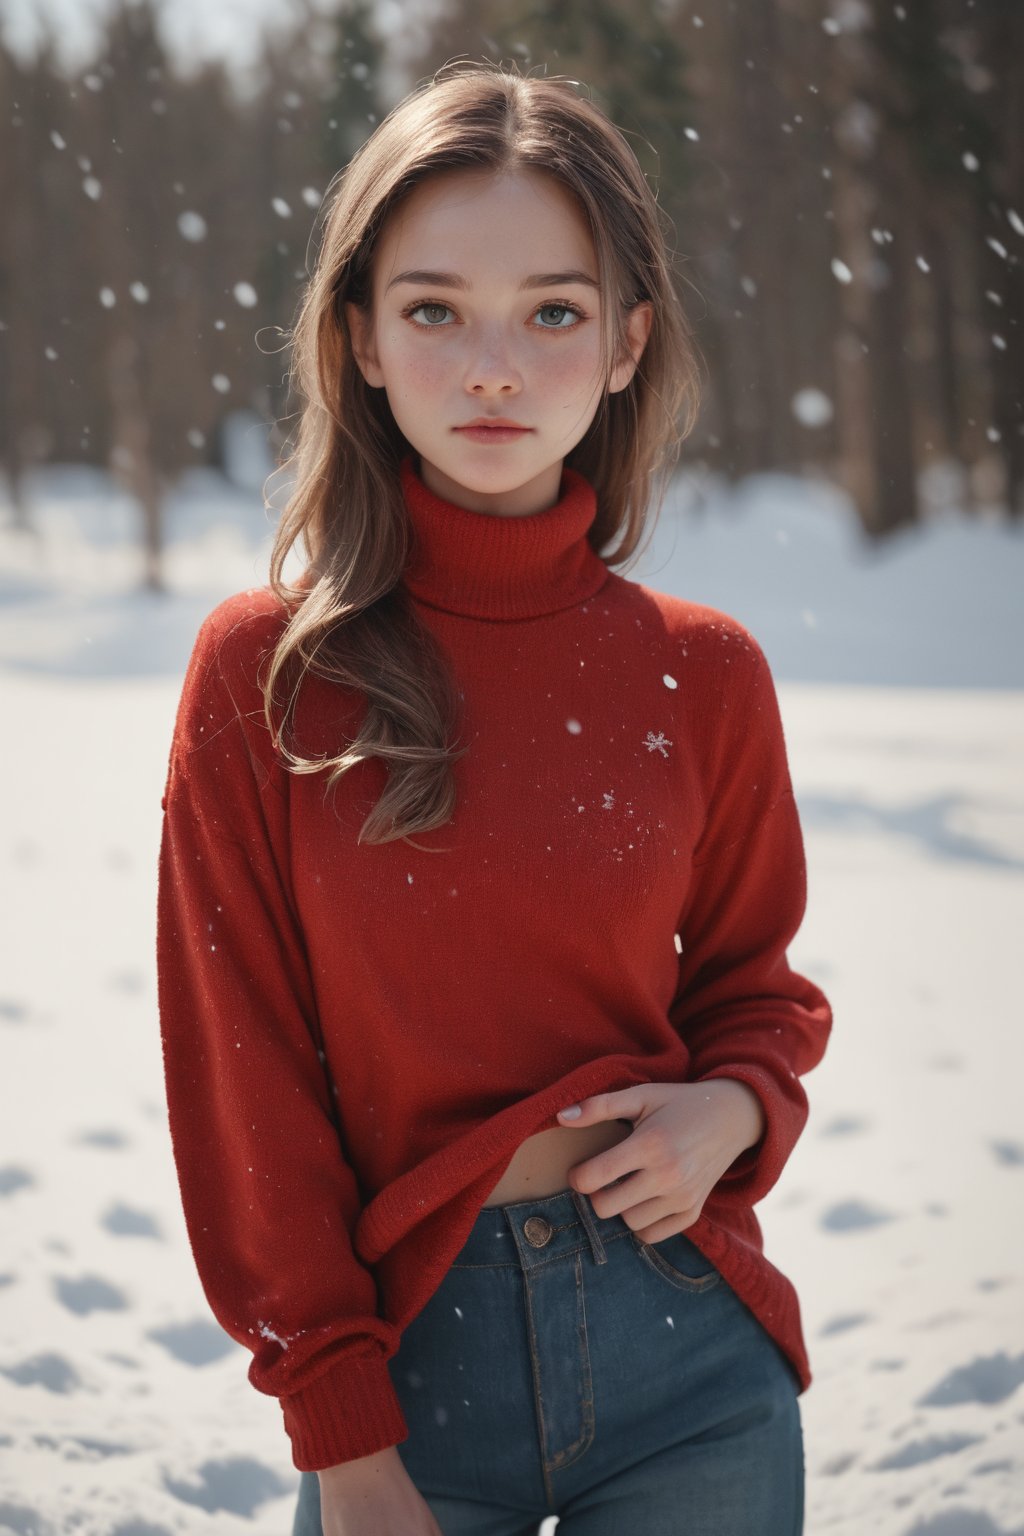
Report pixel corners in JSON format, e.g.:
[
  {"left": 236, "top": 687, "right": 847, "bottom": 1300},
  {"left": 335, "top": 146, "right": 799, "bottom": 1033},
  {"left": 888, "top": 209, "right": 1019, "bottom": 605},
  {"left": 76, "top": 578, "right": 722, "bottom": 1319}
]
[{"left": 156, "top": 453, "right": 832, "bottom": 1471}]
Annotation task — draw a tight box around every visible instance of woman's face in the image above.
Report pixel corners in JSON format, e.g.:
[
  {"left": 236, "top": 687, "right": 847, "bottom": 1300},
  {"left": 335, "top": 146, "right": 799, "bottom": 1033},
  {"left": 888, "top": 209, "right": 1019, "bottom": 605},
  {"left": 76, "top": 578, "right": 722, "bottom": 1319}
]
[{"left": 345, "top": 165, "right": 652, "bottom": 517}]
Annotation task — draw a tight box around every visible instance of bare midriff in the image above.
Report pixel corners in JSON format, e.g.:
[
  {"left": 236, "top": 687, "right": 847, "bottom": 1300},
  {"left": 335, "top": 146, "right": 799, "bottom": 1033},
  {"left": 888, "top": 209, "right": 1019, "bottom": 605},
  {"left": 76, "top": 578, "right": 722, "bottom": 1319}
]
[{"left": 480, "top": 1119, "right": 635, "bottom": 1206}]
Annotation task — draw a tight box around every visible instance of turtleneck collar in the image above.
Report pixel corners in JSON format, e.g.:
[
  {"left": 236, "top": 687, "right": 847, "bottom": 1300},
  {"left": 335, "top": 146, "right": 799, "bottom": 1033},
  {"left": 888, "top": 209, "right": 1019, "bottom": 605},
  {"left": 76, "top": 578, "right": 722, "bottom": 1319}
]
[{"left": 398, "top": 451, "right": 609, "bottom": 621}]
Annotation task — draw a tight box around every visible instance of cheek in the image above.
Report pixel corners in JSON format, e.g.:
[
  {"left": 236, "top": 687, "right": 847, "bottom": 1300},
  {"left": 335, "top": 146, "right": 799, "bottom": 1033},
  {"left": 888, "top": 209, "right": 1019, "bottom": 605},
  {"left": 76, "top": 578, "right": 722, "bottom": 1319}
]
[
  {"left": 384, "top": 342, "right": 448, "bottom": 408},
  {"left": 545, "top": 346, "right": 604, "bottom": 397},
  {"left": 380, "top": 323, "right": 446, "bottom": 366}
]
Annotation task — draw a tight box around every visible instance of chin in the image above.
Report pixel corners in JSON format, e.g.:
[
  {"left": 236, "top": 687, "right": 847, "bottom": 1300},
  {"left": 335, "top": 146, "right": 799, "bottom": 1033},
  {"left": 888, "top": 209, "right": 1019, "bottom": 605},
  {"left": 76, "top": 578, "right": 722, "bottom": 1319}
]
[{"left": 429, "top": 453, "right": 543, "bottom": 491}]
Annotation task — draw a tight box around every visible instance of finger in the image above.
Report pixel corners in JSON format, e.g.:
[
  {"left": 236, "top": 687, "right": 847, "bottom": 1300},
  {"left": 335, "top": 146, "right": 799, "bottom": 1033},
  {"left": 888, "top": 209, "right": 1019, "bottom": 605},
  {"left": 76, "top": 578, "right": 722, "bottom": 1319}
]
[
  {"left": 569, "top": 1139, "right": 647, "bottom": 1199},
  {"left": 612, "top": 1193, "right": 702, "bottom": 1239},
  {"left": 594, "top": 1182, "right": 678, "bottom": 1229},
  {"left": 633, "top": 1204, "right": 703, "bottom": 1243},
  {"left": 582, "top": 1165, "right": 662, "bottom": 1219},
  {"left": 557, "top": 1088, "right": 651, "bottom": 1125}
]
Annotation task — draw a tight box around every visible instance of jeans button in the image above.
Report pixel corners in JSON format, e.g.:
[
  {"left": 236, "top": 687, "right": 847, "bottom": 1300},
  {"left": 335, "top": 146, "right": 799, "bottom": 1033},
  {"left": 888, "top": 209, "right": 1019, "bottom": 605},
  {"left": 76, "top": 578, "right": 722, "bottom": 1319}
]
[{"left": 523, "top": 1215, "right": 554, "bottom": 1247}]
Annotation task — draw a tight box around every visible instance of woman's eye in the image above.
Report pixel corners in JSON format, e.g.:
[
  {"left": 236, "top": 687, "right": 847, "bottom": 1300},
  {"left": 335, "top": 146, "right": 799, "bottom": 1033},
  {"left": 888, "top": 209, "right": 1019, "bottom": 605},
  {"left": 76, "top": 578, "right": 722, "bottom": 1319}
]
[
  {"left": 534, "top": 303, "right": 583, "bottom": 328},
  {"left": 408, "top": 302, "right": 452, "bottom": 326},
  {"left": 403, "top": 299, "right": 584, "bottom": 330}
]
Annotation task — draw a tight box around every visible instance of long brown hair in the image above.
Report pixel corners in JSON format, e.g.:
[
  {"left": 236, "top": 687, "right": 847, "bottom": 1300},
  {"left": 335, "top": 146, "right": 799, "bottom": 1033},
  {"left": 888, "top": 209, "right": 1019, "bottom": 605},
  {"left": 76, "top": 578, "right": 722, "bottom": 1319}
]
[{"left": 263, "top": 59, "right": 703, "bottom": 846}]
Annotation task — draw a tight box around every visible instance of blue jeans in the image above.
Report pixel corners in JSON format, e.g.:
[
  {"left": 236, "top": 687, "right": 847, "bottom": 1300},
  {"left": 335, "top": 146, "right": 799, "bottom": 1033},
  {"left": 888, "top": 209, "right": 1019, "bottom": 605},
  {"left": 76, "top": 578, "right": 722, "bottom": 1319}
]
[{"left": 292, "top": 1188, "right": 804, "bottom": 1534}]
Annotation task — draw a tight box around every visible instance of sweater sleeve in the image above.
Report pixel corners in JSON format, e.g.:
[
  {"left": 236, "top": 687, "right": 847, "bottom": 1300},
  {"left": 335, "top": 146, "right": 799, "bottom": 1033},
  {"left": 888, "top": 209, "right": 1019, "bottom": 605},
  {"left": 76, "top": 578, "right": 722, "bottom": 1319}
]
[
  {"left": 156, "top": 598, "right": 408, "bottom": 1470},
  {"left": 668, "top": 627, "right": 832, "bottom": 1206}
]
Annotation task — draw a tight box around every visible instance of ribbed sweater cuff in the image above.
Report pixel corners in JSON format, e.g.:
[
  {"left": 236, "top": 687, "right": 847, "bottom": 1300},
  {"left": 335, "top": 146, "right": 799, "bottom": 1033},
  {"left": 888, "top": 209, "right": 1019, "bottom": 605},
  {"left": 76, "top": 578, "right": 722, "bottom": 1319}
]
[{"left": 280, "top": 1353, "right": 409, "bottom": 1471}]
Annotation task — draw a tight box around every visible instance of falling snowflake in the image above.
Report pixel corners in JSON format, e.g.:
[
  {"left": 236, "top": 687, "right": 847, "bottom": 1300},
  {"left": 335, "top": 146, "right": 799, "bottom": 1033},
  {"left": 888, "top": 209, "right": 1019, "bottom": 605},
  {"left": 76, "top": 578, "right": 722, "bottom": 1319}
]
[
  {"left": 643, "top": 730, "right": 672, "bottom": 757},
  {"left": 602, "top": 791, "right": 616, "bottom": 810}
]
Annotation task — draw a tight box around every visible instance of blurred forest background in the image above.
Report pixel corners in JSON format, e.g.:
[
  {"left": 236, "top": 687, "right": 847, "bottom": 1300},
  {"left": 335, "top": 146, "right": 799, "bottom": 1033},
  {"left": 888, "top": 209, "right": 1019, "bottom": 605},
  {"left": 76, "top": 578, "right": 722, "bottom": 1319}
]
[{"left": 1, "top": 0, "right": 1021, "bottom": 590}]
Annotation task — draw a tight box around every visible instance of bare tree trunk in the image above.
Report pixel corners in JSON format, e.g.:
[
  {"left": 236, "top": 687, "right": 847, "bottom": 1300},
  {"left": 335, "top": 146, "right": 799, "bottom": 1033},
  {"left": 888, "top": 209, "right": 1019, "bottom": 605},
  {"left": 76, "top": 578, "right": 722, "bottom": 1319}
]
[
  {"left": 869, "top": 141, "right": 918, "bottom": 534},
  {"left": 0, "top": 43, "right": 45, "bottom": 535},
  {"left": 726, "top": 2, "right": 799, "bottom": 471},
  {"left": 107, "top": 332, "right": 165, "bottom": 592},
  {"left": 826, "top": 14, "right": 918, "bottom": 537},
  {"left": 980, "top": 4, "right": 1024, "bottom": 516},
  {"left": 829, "top": 153, "right": 879, "bottom": 532}
]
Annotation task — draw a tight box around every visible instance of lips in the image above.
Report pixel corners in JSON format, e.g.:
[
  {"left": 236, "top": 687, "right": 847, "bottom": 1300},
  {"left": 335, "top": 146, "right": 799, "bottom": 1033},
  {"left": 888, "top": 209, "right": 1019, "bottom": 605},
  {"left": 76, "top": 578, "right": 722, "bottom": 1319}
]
[
  {"left": 456, "top": 419, "right": 531, "bottom": 431},
  {"left": 454, "top": 419, "right": 534, "bottom": 446}
]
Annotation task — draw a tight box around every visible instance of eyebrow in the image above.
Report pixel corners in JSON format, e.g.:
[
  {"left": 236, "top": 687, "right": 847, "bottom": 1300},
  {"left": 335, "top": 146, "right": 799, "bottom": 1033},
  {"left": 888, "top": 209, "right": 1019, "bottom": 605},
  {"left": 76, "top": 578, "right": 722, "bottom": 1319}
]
[{"left": 384, "top": 268, "right": 601, "bottom": 294}]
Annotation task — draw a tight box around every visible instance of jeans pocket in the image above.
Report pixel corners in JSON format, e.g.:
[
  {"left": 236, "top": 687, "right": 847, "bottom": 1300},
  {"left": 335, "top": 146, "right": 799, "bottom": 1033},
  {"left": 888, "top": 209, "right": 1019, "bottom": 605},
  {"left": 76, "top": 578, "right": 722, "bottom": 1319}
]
[{"left": 629, "top": 1229, "right": 723, "bottom": 1293}]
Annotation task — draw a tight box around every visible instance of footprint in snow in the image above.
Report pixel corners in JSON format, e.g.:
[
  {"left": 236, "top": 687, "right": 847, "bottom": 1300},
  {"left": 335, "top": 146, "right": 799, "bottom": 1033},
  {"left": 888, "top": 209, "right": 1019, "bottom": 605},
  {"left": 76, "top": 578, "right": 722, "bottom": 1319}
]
[
  {"left": 74, "top": 1127, "right": 131, "bottom": 1150},
  {"left": 818, "top": 1115, "right": 870, "bottom": 1137},
  {"left": 0, "top": 1166, "right": 35, "bottom": 1197},
  {"left": 918, "top": 1352, "right": 1024, "bottom": 1408},
  {"left": 32, "top": 1431, "right": 135, "bottom": 1460},
  {"left": 54, "top": 1273, "right": 129, "bottom": 1316},
  {"left": 820, "top": 1199, "right": 895, "bottom": 1232},
  {"left": 0, "top": 1352, "right": 81, "bottom": 1393},
  {"left": 820, "top": 1451, "right": 858, "bottom": 1476},
  {"left": 0, "top": 1503, "right": 53, "bottom": 1536},
  {"left": 163, "top": 1455, "right": 291, "bottom": 1518},
  {"left": 819, "top": 1311, "right": 872, "bottom": 1337},
  {"left": 100, "top": 1202, "right": 162, "bottom": 1239},
  {"left": 871, "top": 1433, "right": 983, "bottom": 1471},
  {"left": 902, "top": 1510, "right": 1022, "bottom": 1535},
  {"left": 148, "top": 1317, "right": 237, "bottom": 1367}
]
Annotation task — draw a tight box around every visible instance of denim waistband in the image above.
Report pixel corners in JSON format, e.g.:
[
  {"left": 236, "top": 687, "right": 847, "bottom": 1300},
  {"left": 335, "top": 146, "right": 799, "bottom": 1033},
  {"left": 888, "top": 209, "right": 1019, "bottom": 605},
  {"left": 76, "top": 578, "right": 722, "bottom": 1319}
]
[{"left": 451, "top": 1186, "right": 635, "bottom": 1271}]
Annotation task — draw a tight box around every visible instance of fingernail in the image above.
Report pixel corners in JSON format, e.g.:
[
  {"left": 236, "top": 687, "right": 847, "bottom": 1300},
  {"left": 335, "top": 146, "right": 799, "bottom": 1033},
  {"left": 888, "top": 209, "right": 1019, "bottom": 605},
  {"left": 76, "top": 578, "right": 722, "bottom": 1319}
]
[{"left": 558, "top": 1105, "right": 582, "bottom": 1119}]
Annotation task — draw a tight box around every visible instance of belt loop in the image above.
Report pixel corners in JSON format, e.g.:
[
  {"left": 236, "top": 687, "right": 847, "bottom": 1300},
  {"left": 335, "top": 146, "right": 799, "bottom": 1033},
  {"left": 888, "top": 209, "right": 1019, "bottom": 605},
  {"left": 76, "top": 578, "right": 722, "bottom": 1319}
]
[{"left": 571, "top": 1188, "right": 608, "bottom": 1265}]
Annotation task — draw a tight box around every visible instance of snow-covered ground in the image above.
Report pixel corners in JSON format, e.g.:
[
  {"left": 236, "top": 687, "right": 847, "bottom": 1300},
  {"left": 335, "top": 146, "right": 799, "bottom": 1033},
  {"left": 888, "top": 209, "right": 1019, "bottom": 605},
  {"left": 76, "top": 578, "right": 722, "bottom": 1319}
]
[{"left": 1, "top": 460, "right": 1022, "bottom": 1535}]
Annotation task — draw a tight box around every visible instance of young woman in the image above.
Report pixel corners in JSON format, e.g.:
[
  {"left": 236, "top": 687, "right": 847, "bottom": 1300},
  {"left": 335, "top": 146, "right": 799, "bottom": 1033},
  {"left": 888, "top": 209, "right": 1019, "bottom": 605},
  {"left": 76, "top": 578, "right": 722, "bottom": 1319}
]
[{"left": 156, "top": 60, "right": 832, "bottom": 1536}]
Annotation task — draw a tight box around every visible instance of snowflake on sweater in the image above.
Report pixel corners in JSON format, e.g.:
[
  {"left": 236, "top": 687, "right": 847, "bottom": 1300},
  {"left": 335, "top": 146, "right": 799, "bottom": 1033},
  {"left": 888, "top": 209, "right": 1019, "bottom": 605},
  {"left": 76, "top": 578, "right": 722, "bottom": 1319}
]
[
  {"left": 255, "top": 1319, "right": 308, "bottom": 1350},
  {"left": 643, "top": 730, "right": 673, "bottom": 758}
]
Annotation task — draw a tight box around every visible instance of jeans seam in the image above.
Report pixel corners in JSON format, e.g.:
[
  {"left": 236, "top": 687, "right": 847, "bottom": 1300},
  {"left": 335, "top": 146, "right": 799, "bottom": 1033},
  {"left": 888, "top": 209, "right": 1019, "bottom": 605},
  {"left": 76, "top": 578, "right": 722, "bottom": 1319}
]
[
  {"left": 521, "top": 1255, "right": 559, "bottom": 1513},
  {"left": 544, "top": 1249, "right": 595, "bottom": 1475}
]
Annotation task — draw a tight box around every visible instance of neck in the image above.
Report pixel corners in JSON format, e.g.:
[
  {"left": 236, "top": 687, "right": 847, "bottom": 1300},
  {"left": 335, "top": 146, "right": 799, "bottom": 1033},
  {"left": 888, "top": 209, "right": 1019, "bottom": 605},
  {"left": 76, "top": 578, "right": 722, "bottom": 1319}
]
[
  {"left": 415, "top": 455, "right": 564, "bottom": 519},
  {"left": 398, "top": 452, "right": 609, "bottom": 621}
]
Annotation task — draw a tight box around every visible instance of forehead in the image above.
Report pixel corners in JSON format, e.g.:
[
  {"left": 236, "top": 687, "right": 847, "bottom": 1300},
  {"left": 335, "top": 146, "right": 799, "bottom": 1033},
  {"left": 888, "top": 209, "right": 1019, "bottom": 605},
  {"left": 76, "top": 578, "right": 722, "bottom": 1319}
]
[{"left": 372, "top": 166, "right": 596, "bottom": 290}]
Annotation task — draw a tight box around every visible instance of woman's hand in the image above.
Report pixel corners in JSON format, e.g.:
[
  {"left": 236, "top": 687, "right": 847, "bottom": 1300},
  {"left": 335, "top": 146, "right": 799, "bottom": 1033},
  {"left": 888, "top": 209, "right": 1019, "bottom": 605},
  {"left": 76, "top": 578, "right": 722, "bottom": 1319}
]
[
  {"left": 317, "top": 1444, "right": 444, "bottom": 1536},
  {"left": 556, "top": 1080, "right": 766, "bottom": 1242}
]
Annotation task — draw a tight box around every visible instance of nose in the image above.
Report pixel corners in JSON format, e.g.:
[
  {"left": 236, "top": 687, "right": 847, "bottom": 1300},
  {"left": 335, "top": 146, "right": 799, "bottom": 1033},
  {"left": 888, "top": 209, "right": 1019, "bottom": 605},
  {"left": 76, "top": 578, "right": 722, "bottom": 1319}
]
[{"left": 463, "top": 325, "right": 523, "bottom": 396}]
